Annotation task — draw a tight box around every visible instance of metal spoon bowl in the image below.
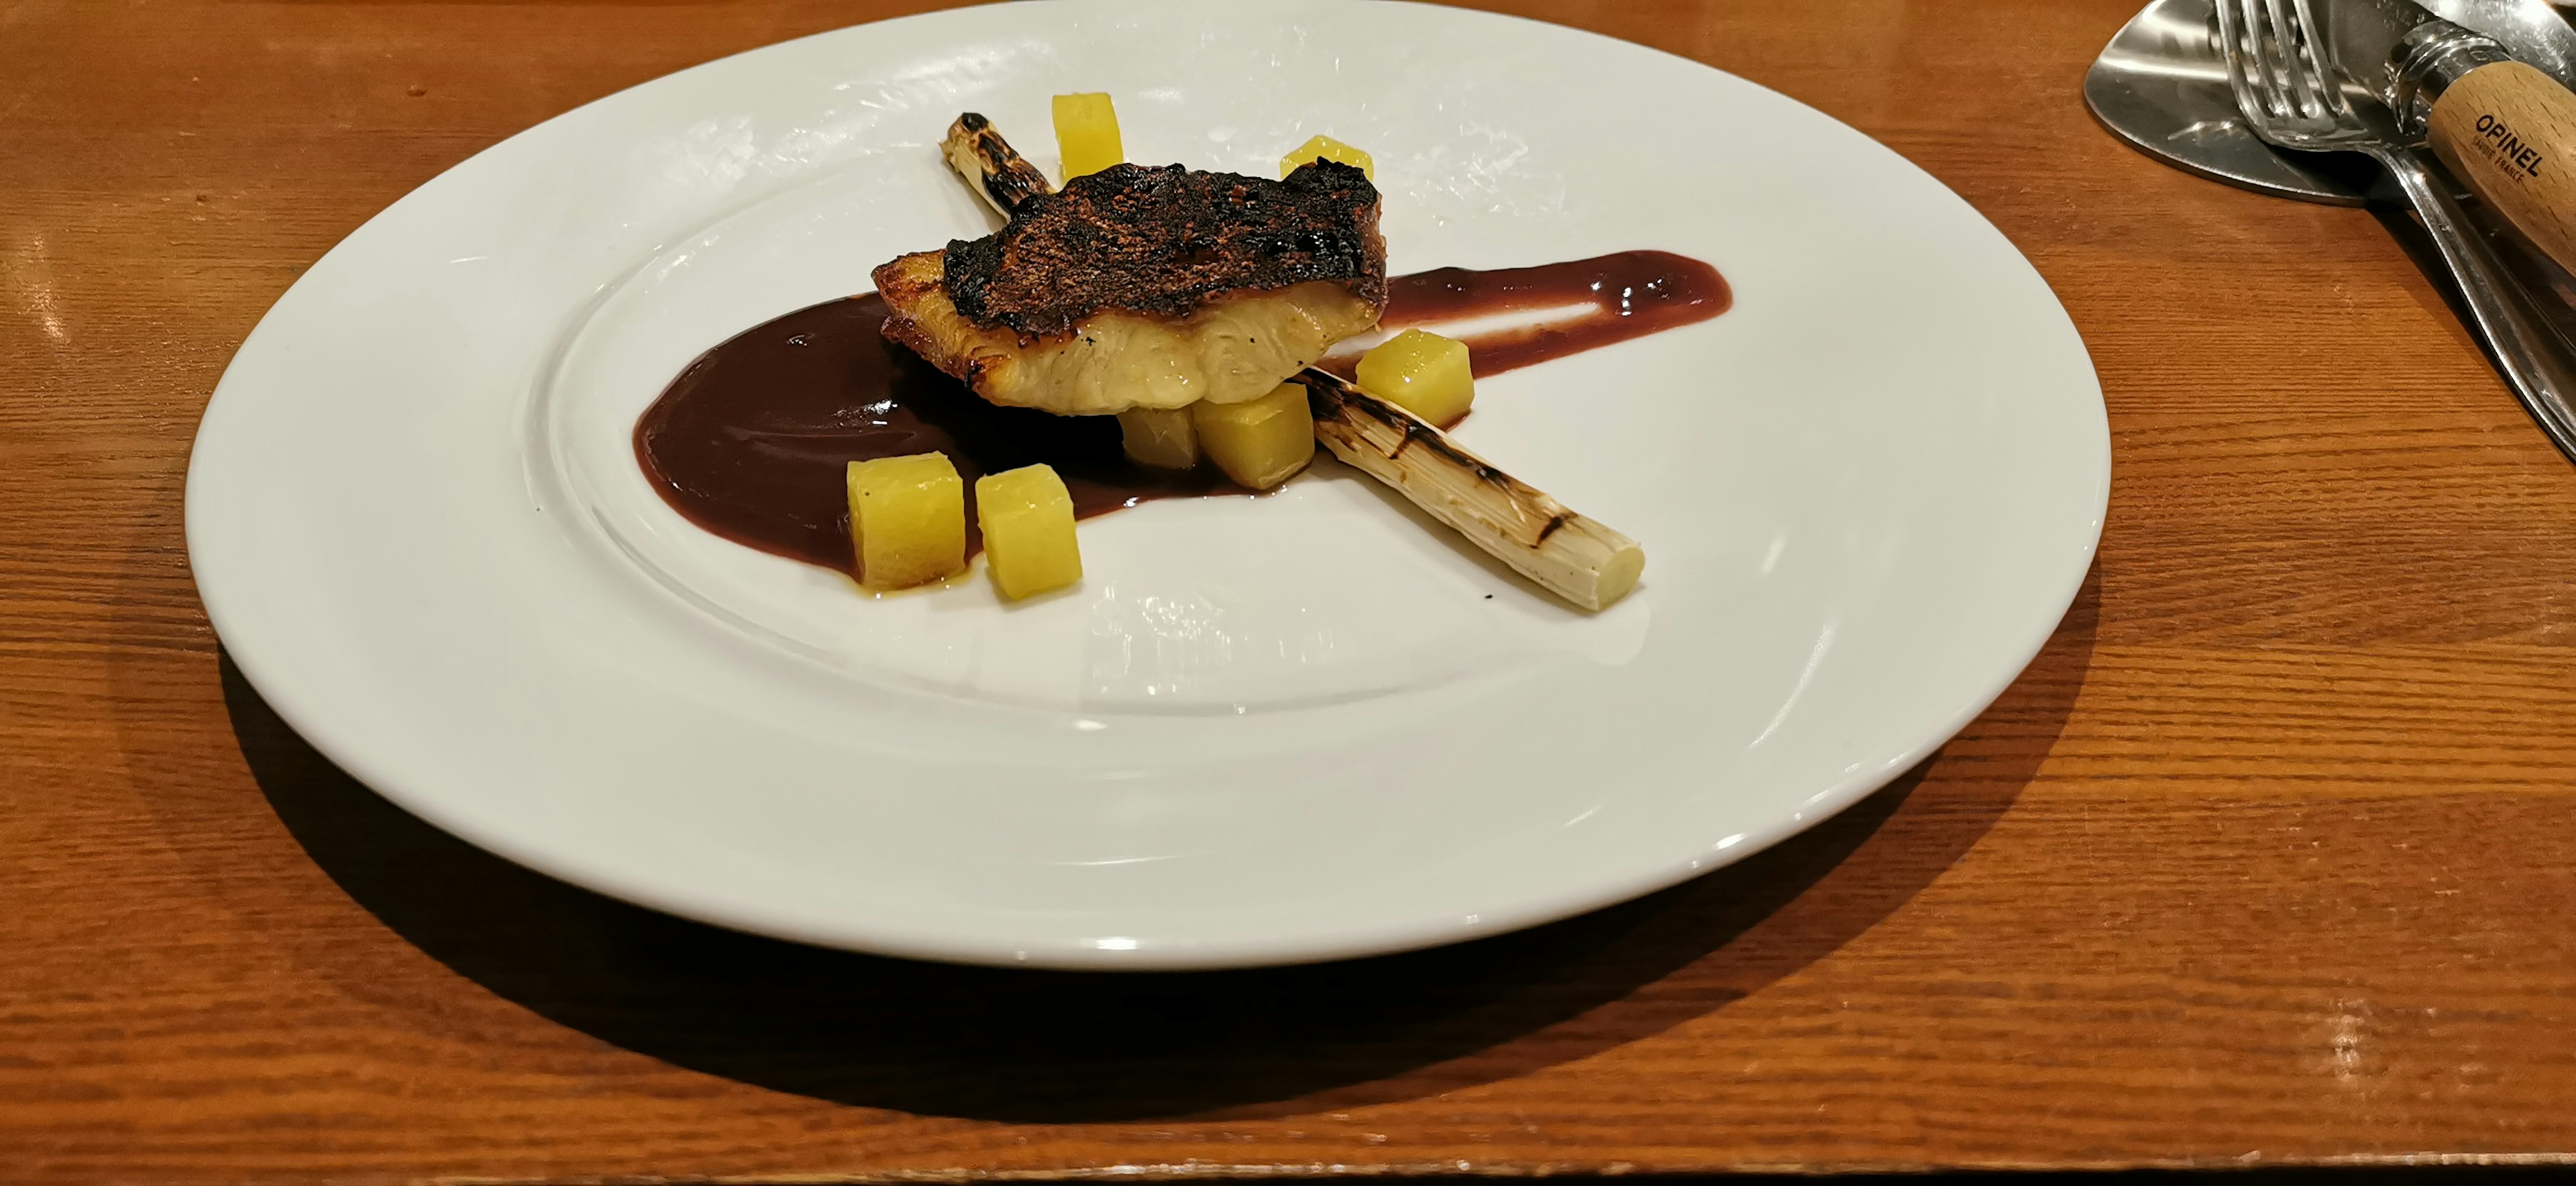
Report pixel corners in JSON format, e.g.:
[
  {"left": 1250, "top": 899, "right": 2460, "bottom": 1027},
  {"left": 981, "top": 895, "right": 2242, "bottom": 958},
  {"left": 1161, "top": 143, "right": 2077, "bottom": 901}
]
[{"left": 2088, "top": 0, "right": 2383, "bottom": 201}]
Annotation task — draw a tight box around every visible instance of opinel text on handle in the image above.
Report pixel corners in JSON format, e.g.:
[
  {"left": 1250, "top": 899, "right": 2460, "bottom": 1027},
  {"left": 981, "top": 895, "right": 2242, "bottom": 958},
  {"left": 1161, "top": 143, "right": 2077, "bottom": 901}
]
[{"left": 2430, "top": 60, "right": 2576, "bottom": 272}]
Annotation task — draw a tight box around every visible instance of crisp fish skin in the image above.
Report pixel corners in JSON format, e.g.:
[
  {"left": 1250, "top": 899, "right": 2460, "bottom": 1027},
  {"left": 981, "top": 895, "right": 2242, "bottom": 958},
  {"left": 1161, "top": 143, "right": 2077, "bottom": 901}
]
[{"left": 875, "top": 160, "right": 1387, "bottom": 417}]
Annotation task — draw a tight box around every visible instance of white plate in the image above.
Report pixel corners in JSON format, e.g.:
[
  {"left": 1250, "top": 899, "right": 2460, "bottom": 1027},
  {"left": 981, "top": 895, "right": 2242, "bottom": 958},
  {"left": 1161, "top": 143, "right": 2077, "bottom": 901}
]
[{"left": 186, "top": 0, "right": 2107, "bottom": 969}]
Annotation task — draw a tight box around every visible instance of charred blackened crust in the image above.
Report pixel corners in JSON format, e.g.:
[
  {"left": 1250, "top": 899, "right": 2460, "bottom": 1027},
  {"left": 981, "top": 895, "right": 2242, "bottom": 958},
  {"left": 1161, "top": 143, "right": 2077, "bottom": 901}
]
[{"left": 940, "top": 160, "right": 1385, "bottom": 337}]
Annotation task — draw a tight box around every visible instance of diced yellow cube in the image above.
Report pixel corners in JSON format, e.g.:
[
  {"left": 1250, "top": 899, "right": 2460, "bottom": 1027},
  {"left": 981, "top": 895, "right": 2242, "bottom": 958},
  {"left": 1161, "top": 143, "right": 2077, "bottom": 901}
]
[
  {"left": 1117, "top": 405, "right": 1201, "bottom": 470},
  {"left": 1354, "top": 329, "right": 1474, "bottom": 426},
  {"left": 1052, "top": 93, "right": 1125, "bottom": 180},
  {"left": 974, "top": 464, "right": 1083, "bottom": 600},
  {"left": 1281, "top": 133, "right": 1374, "bottom": 180},
  {"left": 1192, "top": 382, "right": 1315, "bottom": 490},
  {"left": 847, "top": 453, "right": 965, "bottom": 590}
]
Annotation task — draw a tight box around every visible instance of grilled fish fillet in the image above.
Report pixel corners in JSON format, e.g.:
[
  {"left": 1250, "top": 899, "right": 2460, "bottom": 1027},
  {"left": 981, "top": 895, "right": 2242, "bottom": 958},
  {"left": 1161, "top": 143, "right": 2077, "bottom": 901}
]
[{"left": 874, "top": 160, "right": 1386, "bottom": 416}]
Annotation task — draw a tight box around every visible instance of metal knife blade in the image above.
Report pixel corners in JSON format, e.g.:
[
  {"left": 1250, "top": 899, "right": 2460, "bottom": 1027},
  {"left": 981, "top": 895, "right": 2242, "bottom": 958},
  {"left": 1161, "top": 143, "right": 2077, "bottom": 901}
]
[
  {"left": 2323, "top": 0, "right": 2576, "bottom": 116},
  {"left": 2325, "top": 0, "right": 2449, "bottom": 106},
  {"left": 2436, "top": 0, "right": 2576, "bottom": 80}
]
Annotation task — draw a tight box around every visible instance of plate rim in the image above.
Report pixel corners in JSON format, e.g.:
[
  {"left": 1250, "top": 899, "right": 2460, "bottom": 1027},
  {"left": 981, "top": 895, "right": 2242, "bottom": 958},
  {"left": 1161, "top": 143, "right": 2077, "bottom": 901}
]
[{"left": 184, "top": 0, "right": 2111, "bottom": 970}]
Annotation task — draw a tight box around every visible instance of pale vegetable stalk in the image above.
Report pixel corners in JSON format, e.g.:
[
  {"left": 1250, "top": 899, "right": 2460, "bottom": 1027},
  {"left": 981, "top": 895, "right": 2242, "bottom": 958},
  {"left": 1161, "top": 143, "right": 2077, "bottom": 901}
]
[
  {"left": 934, "top": 114, "right": 1646, "bottom": 611},
  {"left": 943, "top": 113, "right": 1055, "bottom": 219},
  {"left": 1295, "top": 368, "right": 1642, "bottom": 611}
]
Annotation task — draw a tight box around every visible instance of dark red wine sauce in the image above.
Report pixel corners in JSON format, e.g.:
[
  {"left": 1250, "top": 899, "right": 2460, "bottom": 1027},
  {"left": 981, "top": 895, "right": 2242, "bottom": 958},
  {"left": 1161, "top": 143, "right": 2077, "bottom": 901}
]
[{"left": 633, "top": 250, "right": 1728, "bottom": 574}]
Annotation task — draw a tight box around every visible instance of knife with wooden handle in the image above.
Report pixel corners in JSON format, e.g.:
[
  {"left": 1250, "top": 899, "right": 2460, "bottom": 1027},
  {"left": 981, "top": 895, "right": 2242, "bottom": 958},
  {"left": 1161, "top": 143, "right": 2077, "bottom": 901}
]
[
  {"left": 2349, "top": 0, "right": 2576, "bottom": 272},
  {"left": 2416, "top": 52, "right": 2576, "bottom": 268}
]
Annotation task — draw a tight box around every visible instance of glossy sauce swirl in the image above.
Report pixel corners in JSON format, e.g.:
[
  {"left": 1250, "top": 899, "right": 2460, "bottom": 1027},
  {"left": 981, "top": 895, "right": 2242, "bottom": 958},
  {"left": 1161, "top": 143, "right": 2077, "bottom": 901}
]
[{"left": 634, "top": 250, "right": 1728, "bottom": 574}]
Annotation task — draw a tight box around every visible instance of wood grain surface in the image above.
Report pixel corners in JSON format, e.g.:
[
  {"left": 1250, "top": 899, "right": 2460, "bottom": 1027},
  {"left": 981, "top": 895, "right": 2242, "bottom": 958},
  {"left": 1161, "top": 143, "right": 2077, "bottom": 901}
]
[{"left": 6, "top": 0, "right": 2576, "bottom": 1179}]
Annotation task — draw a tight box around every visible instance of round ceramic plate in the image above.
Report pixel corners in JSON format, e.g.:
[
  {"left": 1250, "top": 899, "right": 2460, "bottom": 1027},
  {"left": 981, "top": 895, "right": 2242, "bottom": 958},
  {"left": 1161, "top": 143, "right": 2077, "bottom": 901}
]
[{"left": 186, "top": 0, "right": 2107, "bottom": 969}]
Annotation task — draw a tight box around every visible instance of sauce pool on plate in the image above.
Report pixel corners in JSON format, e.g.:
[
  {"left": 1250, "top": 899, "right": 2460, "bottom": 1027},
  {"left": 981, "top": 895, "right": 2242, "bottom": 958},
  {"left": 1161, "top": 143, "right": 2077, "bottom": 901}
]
[{"left": 633, "top": 250, "right": 1728, "bottom": 574}]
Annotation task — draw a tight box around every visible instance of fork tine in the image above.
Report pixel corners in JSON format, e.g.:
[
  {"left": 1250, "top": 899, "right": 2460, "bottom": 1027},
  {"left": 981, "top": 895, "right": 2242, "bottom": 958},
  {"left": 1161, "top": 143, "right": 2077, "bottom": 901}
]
[
  {"left": 2211, "top": 0, "right": 2275, "bottom": 124},
  {"left": 2285, "top": 0, "right": 2348, "bottom": 117},
  {"left": 2217, "top": 0, "right": 2377, "bottom": 152},
  {"left": 2220, "top": 0, "right": 2286, "bottom": 121},
  {"left": 2250, "top": 0, "right": 2307, "bottom": 119},
  {"left": 2231, "top": 0, "right": 2265, "bottom": 107},
  {"left": 2265, "top": 0, "right": 2325, "bottom": 117}
]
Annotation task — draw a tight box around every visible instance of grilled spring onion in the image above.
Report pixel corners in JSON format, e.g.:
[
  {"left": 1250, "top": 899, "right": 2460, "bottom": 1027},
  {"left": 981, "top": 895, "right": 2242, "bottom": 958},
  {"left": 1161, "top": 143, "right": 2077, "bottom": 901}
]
[
  {"left": 942, "top": 113, "right": 1055, "bottom": 219},
  {"left": 932, "top": 114, "right": 1646, "bottom": 611},
  {"left": 1293, "top": 367, "right": 1643, "bottom": 611}
]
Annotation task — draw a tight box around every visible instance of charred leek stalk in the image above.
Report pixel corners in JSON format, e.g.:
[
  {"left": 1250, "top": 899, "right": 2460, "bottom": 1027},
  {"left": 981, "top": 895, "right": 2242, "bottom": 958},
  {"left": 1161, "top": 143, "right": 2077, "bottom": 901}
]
[
  {"left": 943, "top": 113, "right": 1055, "bottom": 219},
  {"left": 933, "top": 114, "right": 1646, "bottom": 610},
  {"left": 1294, "top": 368, "right": 1643, "bottom": 610}
]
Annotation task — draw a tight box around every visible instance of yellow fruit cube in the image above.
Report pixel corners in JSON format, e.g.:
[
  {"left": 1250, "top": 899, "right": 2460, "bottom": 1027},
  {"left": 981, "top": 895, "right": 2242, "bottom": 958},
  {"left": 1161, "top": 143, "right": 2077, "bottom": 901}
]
[
  {"left": 1117, "top": 405, "right": 1201, "bottom": 470},
  {"left": 1281, "top": 133, "right": 1374, "bottom": 180},
  {"left": 1192, "top": 382, "right": 1315, "bottom": 490},
  {"left": 1052, "top": 93, "right": 1124, "bottom": 180},
  {"left": 1355, "top": 329, "right": 1474, "bottom": 426},
  {"left": 846, "top": 453, "right": 966, "bottom": 590},
  {"left": 974, "top": 464, "right": 1083, "bottom": 600}
]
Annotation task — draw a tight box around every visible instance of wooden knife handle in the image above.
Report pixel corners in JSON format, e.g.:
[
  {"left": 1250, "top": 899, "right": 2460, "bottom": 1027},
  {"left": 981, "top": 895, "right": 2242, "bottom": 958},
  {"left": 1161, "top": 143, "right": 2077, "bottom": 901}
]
[{"left": 2428, "top": 60, "right": 2576, "bottom": 273}]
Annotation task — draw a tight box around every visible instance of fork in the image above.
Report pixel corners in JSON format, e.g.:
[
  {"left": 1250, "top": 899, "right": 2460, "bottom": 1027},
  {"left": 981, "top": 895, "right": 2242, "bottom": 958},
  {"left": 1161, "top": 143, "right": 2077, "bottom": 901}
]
[{"left": 2214, "top": 0, "right": 2576, "bottom": 461}]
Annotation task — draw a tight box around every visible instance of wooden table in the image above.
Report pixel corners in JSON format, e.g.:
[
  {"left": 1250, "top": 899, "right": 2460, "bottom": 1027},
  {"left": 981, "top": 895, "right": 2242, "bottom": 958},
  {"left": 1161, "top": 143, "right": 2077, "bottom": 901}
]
[{"left": 7, "top": 0, "right": 2576, "bottom": 1178}]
